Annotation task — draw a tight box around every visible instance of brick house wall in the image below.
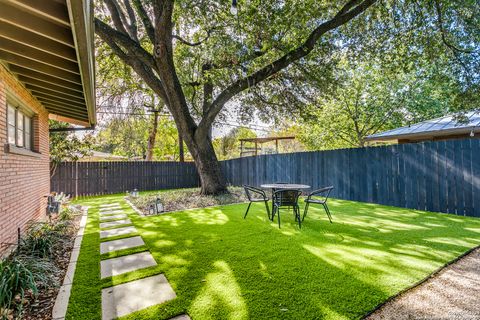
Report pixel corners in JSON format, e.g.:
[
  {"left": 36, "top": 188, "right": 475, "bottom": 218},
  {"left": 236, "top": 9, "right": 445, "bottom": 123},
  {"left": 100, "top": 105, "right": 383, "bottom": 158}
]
[{"left": 0, "top": 64, "right": 50, "bottom": 251}]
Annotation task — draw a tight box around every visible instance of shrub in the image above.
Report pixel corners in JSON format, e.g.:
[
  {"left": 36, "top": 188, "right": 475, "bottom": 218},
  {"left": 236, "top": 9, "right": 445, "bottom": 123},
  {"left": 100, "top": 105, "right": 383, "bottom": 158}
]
[
  {"left": 0, "top": 256, "right": 35, "bottom": 314},
  {"left": 58, "top": 205, "right": 81, "bottom": 221},
  {"left": 19, "top": 220, "right": 75, "bottom": 258},
  {"left": 0, "top": 255, "right": 58, "bottom": 316}
]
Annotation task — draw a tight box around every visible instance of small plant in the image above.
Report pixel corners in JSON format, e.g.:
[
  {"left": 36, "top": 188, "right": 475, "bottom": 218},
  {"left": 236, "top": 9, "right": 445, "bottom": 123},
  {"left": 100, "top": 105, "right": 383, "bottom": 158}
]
[
  {"left": 19, "top": 222, "right": 56, "bottom": 258},
  {"left": 0, "top": 256, "right": 36, "bottom": 315},
  {"left": 0, "top": 254, "right": 57, "bottom": 317},
  {"left": 58, "top": 205, "right": 81, "bottom": 221},
  {"left": 19, "top": 220, "right": 75, "bottom": 258}
]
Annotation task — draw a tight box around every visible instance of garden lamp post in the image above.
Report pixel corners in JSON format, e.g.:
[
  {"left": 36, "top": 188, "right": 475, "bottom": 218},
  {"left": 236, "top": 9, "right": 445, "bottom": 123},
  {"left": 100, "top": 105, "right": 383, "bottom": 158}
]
[{"left": 155, "top": 197, "right": 164, "bottom": 214}]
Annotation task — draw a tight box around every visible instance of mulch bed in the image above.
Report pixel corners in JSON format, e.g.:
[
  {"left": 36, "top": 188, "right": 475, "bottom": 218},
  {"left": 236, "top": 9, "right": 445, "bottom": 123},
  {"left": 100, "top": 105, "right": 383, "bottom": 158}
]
[
  {"left": 19, "top": 213, "right": 82, "bottom": 320},
  {"left": 128, "top": 187, "right": 247, "bottom": 215}
]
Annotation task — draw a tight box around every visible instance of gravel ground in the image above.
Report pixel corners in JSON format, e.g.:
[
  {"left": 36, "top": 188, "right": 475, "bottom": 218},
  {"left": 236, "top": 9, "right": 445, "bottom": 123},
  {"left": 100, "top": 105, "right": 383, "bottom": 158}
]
[{"left": 366, "top": 247, "right": 480, "bottom": 320}]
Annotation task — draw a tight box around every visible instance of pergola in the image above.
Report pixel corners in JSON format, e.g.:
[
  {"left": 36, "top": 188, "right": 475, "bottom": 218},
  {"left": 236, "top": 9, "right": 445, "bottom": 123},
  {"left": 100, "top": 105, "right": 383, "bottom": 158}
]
[
  {"left": 0, "top": 0, "right": 96, "bottom": 126},
  {"left": 239, "top": 136, "right": 295, "bottom": 157}
]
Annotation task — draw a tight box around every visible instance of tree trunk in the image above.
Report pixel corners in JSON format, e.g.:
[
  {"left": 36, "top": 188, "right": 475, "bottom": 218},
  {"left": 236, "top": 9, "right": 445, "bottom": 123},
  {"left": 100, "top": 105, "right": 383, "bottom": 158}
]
[
  {"left": 178, "top": 132, "right": 184, "bottom": 162},
  {"left": 179, "top": 128, "right": 227, "bottom": 194},
  {"left": 194, "top": 138, "right": 227, "bottom": 195},
  {"left": 146, "top": 111, "right": 159, "bottom": 161}
]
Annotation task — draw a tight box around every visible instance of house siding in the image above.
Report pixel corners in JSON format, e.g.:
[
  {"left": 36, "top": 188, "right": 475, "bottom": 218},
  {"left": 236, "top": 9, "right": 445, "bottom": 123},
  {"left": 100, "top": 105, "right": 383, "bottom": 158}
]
[{"left": 0, "top": 64, "right": 50, "bottom": 253}]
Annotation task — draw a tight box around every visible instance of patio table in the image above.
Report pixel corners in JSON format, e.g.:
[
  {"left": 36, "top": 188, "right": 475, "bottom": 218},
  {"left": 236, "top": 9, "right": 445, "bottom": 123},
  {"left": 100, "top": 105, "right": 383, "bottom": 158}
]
[{"left": 260, "top": 183, "right": 311, "bottom": 190}]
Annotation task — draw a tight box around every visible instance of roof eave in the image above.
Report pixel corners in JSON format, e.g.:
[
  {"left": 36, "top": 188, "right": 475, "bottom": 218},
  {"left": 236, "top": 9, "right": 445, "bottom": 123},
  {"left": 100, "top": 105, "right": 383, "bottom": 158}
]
[
  {"left": 66, "top": 0, "right": 96, "bottom": 126},
  {"left": 365, "top": 126, "right": 480, "bottom": 142}
]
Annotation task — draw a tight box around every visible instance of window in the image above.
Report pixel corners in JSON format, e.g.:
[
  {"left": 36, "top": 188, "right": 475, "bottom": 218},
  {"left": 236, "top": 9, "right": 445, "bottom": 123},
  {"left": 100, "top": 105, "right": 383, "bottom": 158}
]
[{"left": 7, "top": 104, "right": 33, "bottom": 150}]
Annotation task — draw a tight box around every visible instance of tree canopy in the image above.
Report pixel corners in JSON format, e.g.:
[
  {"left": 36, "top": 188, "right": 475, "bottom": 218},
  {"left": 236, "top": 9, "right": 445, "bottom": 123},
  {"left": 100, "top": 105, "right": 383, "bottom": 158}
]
[{"left": 94, "top": 0, "right": 479, "bottom": 193}]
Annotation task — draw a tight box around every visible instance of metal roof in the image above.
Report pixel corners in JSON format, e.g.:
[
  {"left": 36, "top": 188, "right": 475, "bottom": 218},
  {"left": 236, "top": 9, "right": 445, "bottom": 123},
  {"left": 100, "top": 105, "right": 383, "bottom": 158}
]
[
  {"left": 0, "top": 0, "right": 96, "bottom": 126},
  {"left": 239, "top": 136, "right": 296, "bottom": 143},
  {"left": 365, "top": 110, "right": 480, "bottom": 142}
]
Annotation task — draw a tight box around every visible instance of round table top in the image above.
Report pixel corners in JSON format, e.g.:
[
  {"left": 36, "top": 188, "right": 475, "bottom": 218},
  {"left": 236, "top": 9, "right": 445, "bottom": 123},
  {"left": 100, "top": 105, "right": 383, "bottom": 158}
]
[{"left": 260, "top": 183, "right": 311, "bottom": 189}]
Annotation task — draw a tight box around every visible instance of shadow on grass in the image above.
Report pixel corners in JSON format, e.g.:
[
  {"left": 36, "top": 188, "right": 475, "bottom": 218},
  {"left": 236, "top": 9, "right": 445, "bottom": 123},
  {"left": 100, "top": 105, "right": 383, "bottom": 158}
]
[
  {"left": 69, "top": 195, "right": 480, "bottom": 320},
  {"left": 123, "top": 199, "right": 480, "bottom": 320}
]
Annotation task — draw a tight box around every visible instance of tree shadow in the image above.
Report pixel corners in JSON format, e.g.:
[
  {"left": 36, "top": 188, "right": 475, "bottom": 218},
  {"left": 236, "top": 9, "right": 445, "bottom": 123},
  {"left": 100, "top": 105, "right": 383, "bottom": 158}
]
[{"left": 120, "top": 198, "right": 480, "bottom": 319}]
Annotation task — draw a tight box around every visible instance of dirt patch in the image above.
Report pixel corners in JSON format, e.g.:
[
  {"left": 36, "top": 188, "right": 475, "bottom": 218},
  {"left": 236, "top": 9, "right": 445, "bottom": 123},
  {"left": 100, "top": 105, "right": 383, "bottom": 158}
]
[{"left": 366, "top": 247, "right": 480, "bottom": 320}]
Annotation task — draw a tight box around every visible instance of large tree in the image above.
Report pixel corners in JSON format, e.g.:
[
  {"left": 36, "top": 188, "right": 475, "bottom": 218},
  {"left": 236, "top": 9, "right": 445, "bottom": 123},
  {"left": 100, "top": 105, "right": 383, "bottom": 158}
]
[
  {"left": 94, "top": 0, "right": 378, "bottom": 194},
  {"left": 94, "top": 0, "right": 479, "bottom": 194}
]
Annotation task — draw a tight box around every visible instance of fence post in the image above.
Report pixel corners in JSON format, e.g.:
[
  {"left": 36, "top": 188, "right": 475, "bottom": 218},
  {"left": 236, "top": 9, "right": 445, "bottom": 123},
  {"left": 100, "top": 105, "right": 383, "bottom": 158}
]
[{"left": 75, "top": 161, "right": 78, "bottom": 197}]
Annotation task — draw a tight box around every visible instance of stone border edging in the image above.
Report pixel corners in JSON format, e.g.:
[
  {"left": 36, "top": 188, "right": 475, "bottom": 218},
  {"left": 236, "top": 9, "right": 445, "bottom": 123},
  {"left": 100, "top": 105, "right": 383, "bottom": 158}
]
[
  {"left": 52, "top": 207, "right": 89, "bottom": 320},
  {"left": 124, "top": 197, "right": 145, "bottom": 216}
]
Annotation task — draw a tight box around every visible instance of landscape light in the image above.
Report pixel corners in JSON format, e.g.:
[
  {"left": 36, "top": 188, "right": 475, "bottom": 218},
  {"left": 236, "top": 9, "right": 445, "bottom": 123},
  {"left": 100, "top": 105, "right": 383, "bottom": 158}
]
[{"left": 231, "top": 0, "right": 238, "bottom": 15}]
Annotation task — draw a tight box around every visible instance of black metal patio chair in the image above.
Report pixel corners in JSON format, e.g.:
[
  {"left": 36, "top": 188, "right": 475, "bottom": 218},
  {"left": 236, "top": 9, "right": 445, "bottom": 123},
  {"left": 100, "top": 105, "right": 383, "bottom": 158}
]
[
  {"left": 272, "top": 189, "right": 302, "bottom": 228},
  {"left": 303, "top": 186, "right": 334, "bottom": 223},
  {"left": 243, "top": 185, "right": 271, "bottom": 220}
]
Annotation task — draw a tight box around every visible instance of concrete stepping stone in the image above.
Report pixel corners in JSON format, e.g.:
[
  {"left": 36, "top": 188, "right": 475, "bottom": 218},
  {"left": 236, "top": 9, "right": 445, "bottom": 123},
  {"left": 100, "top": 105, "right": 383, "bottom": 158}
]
[
  {"left": 100, "top": 252, "right": 157, "bottom": 278},
  {"left": 99, "top": 209, "right": 124, "bottom": 215},
  {"left": 169, "top": 315, "right": 191, "bottom": 320},
  {"left": 100, "top": 236, "right": 145, "bottom": 254},
  {"left": 102, "top": 274, "right": 176, "bottom": 320},
  {"left": 100, "top": 226, "right": 137, "bottom": 239},
  {"left": 100, "top": 219, "right": 132, "bottom": 229},
  {"left": 100, "top": 203, "right": 120, "bottom": 208},
  {"left": 100, "top": 214, "right": 128, "bottom": 221}
]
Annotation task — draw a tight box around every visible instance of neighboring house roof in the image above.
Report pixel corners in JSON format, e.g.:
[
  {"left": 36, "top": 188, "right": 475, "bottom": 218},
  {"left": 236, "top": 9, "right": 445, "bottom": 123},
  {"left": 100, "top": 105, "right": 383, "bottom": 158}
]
[
  {"left": 365, "top": 110, "right": 480, "bottom": 142},
  {"left": 0, "top": 0, "right": 96, "bottom": 126},
  {"left": 79, "top": 151, "right": 127, "bottom": 161},
  {"left": 239, "top": 136, "right": 296, "bottom": 143}
]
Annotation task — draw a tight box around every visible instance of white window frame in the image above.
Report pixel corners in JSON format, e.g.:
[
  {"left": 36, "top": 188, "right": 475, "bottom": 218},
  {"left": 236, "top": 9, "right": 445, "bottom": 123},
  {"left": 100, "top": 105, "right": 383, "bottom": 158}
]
[{"left": 6, "top": 103, "right": 34, "bottom": 151}]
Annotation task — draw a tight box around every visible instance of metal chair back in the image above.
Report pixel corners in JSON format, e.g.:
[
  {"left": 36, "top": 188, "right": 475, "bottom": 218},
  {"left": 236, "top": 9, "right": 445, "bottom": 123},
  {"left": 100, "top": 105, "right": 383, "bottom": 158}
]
[
  {"left": 273, "top": 189, "right": 302, "bottom": 207},
  {"left": 243, "top": 185, "right": 267, "bottom": 201}
]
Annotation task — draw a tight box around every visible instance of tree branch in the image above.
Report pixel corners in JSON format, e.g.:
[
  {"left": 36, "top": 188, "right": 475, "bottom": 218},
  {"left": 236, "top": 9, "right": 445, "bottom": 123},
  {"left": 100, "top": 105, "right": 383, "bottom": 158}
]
[
  {"left": 95, "top": 18, "right": 157, "bottom": 70},
  {"left": 123, "top": 0, "right": 138, "bottom": 41},
  {"left": 132, "top": 0, "right": 155, "bottom": 44},
  {"left": 199, "top": 0, "right": 377, "bottom": 130},
  {"left": 104, "top": 0, "right": 129, "bottom": 35},
  {"left": 434, "top": 0, "right": 474, "bottom": 54},
  {"left": 173, "top": 28, "right": 214, "bottom": 47},
  {"left": 95, "top": 19, "right": 168, "bottom": 103}
]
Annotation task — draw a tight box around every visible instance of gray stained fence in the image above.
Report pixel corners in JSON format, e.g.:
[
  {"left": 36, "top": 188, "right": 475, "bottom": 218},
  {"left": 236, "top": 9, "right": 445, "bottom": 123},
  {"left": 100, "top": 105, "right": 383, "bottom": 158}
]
[
  {"left": 51, "top": 138, "right": 480, "bottom": 217},
  {"left": 221, "top": 138, "right": 480, "bottom": 217},
  {"left": 51, "top": 161, "right": 199, "bottom": 196}
]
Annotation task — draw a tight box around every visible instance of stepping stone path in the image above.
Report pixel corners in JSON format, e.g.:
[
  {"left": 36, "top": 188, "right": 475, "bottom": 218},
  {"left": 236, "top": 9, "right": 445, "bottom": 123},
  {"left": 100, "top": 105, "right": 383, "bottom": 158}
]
[
  {"left": 100, "top": 203, "right": 121, "bottom": 208},
  {"left": 100, "top": 236, "right": 145, "bottom": 254},
  {"left": 99, "top": 209, "right": 124, "bottom": 215},
  {"left": 100, "top": 219, "right": 132, "bottom": 229},
  {"left": 98, "top": 202, "right": 182, "bottom": 320},
  {"left": 170, "top": 315, "right": 192, "bottom": 320},
  {"left": 100, "top": 226, "right": 137, "bottom": 239},
  {"left": 100, "top": 252, "right": 157, "bottom": 278},
  {"left": 100, "top": 214, "right": 128, "bottom": 221},
  {"left": 102, "top": 274, "right": 177, "bottom": 320}
]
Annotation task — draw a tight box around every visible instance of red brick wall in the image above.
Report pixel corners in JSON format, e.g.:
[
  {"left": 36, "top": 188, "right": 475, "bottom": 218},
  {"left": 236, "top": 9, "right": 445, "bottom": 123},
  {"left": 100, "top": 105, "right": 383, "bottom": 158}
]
[{"left": 0, "top": 64, "right": 50, "bottom": 252}]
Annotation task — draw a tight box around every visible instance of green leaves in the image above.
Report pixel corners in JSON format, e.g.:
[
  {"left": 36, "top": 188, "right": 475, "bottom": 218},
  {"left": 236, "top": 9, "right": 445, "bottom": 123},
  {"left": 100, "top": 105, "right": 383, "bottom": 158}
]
[{"left": 49, "top": 121, "right": 94, "bottom": 175}]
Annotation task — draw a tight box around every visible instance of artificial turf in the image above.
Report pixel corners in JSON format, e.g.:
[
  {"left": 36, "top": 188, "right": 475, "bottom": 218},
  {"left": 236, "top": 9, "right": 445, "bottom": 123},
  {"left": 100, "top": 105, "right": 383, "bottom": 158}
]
[{"left": 67, "top": 194, "right": 480, "bottom": 320}]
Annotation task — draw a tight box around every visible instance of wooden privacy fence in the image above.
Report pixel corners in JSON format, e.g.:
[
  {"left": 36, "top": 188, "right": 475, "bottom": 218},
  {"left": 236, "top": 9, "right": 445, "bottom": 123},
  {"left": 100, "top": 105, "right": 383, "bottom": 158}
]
[
  {"left": 221, "top": 138, "right": 480, "bottom": 217},
  {"left": 51, "top": 161, "right": 199, "bottom": 196},
  {"left": 51, "top": 138, "right": 480, "bottom": 217}
]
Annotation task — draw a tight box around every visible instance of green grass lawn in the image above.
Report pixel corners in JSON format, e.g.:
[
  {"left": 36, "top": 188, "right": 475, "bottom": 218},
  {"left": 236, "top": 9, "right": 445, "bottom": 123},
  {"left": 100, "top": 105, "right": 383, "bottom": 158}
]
[{"left": 68, "top": 194, "right": 480, "bottom": 320}]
